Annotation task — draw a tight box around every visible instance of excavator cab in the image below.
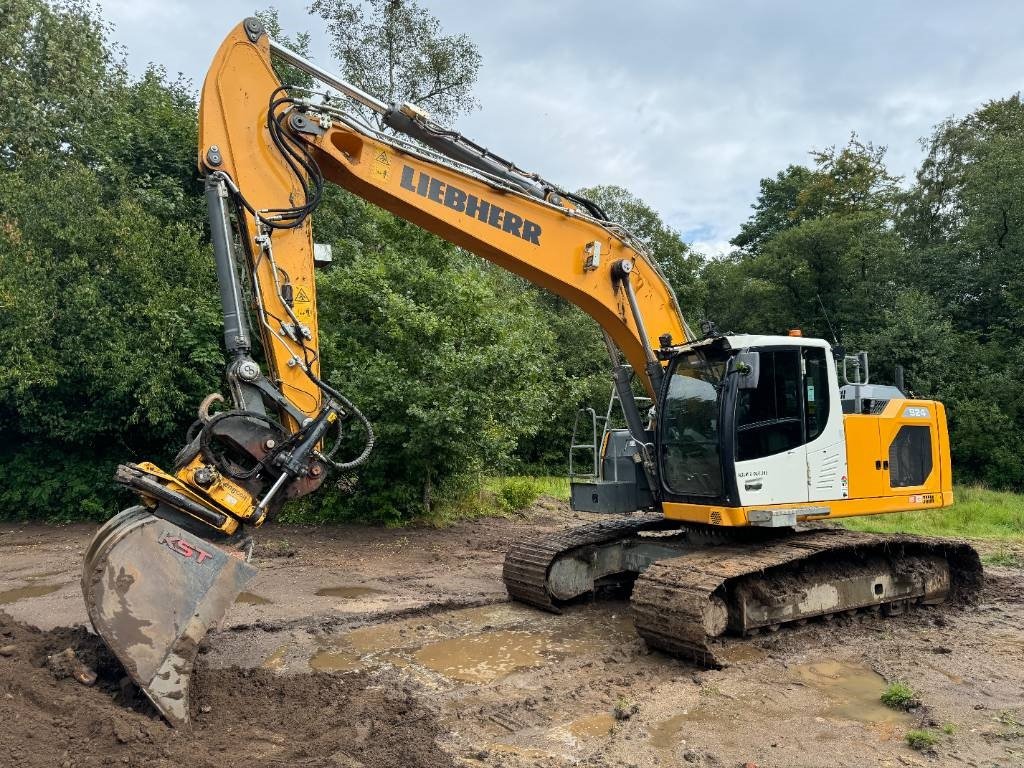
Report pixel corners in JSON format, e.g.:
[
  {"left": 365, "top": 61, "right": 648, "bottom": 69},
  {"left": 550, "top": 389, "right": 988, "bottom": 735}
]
[{"left": 572, "top": 333, "right": 953, "bottom": 528}]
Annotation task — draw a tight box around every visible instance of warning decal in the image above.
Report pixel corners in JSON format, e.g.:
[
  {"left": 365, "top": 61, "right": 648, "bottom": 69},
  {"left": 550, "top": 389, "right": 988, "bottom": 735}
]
[{"left": 372, "top": 149, "right": 391, "bottom": 182}]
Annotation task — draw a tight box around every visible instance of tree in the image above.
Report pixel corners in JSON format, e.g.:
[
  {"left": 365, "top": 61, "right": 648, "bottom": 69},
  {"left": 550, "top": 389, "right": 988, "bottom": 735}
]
[
  {"left": 717, "top": 137, "right": 902, "bottom": 339},
  {"left": 255, "top": 8, "right": 315, "bottom": 89},
  {"left": 308, "top": 0, "right": 481, "bottom": 125},
  {"left": 299, "top": 205, "right": 559, "bottom": 521},
  {"left": 731, "top": 165, "right": 813, "bottom": 254},
  {"left": 0, "top": 1, "right": 219, "bottom": 522}
]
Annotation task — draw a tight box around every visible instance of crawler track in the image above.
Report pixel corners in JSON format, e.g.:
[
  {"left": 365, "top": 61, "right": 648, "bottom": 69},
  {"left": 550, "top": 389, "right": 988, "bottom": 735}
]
[
  {"left": 504, "top": 521, "right": 983, "bottom": 667},
  {"left": 502, "top": 513, "right": 667, "bottom": 611},
  {"left": 632, "top": 528, "right": 982, "bottom": 665}
]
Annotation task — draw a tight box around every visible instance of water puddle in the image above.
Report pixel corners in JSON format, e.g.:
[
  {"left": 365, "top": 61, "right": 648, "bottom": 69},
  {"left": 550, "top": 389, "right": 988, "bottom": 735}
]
[
  {"left": 261, "top": 644, "right": 289, "bottom": 671},
  {"left": 309, "top": 603, "right": 634, "bottom": 683},
  {"left": 415, "top": 630, "right": 551, "bottom": 683},
  {"left": 315, "top": 586, "right": 385, "bottom": 599},
  {"left": 309, "top": 648, "right": 362, "bottom": 672},
  {"left": 568, "top": 713, "right": 616, "bottom": 739},
  {"left": 650, "top": 713, "right": 690, "bottom": 749},
  {"left": 794, "top": 660, "right": 913, "bottom": 724},
  {"left": 0, "top": 583, "right": 64, "bottom": 604},
  {"left": 235, "top": 591, "right": 272, "bottom": 605}
]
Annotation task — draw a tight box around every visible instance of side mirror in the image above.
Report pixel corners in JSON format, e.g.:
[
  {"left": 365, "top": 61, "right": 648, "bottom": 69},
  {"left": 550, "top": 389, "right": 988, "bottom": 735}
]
[{"left": 734, "top": 351, "right": 760, "bottom": 390}]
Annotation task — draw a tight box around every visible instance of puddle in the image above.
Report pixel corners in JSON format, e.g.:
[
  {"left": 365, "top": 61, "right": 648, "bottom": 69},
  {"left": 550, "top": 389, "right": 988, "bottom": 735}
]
[
  {"left": 261, "top": 644, "right": 289, "bottom": 671},
  {"left": 0, "top": 583, "right": 64, "bottom": 604},
  {"left": 235, "top": 591, "right": 272, "bottom": 605},
  {"left": 315, "top": 586, "right": 386, "bottom": 599},
  {"left": 415, "top": 630, "right": 551, "bottom": 683},
  {"left": 309, "top": 648, "right": 362, "bottom": 672},
  {"left": 794, "top": 660, "right": 913, "bottom": 724},
  {"left": 568, "top": 713, "right": 616, "bottom": 739},
  {"left": 314, "top": 603, "right": 636, "bottom": 684},
  {"left": 650, "top": 713, "right": 690, "bottom": 749}
]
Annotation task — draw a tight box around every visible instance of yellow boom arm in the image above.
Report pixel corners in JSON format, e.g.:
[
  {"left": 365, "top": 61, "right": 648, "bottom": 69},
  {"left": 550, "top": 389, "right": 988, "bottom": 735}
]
[{"left": 198, "top": 21, "right": 690, "bottom": 423}]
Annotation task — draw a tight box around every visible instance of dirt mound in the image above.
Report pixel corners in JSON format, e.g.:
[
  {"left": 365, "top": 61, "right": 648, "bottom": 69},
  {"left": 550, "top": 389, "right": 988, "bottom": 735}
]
[{"left": 0, "top": 612, "right": 455, "bottom": 768}]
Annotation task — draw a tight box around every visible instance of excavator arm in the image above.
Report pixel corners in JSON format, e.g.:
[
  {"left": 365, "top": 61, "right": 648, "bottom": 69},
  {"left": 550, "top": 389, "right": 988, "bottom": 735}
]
[
  {"left": 82, "top": 17, "right": 690, "bottom": 726},
  {"left": 199, "top": 19, "right": 689, "bottom": 410}
]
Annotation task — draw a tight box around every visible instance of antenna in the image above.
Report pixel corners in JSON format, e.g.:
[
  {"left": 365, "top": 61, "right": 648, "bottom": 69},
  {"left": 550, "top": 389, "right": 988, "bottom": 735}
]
[{"left": 816, "top": 293, "right": 840, "bottom": 345}]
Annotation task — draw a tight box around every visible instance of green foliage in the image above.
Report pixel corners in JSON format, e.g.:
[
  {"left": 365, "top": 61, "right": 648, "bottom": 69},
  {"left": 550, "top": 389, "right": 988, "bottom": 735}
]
[
  {"left": 296, "top": 205, "right": 560, "bottom": 523},
  {"left": 0, "top": 0, "right": 217, "bottom": 521},
  {"left": 841, "top": 485, "right": 1024, "bottom": 541},
  {"left": 11, "top": 0, "right": 1024, "bottom": 527},
  {"left": 496, "top": 477, "right": 541, "bottom": 513},
  {"left": 309, "top": 0, "right": 481, "bottom": 125},
  {"left": 905, "top": 729, "right": 938, "bottom": 750},
  {"left": 881, "top": 681, "right": 920, "bottom": 711},
  {"left": 715, "top": 112, "right": 1024, "bottom": 490},
  {"left": 982, "top": 548, "right": 1023, "bottom": 567}
]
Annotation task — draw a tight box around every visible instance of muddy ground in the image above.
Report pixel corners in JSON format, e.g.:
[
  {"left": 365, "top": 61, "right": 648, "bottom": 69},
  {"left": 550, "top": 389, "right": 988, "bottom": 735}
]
[{"left": 2, "top": 499, "right": 1022, "bottom": 767}]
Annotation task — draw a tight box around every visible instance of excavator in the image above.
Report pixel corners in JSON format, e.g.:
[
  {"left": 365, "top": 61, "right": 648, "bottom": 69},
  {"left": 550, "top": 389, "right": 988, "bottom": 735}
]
[{"left": 81, "top": 18, "right": 982, "bottom": 727}]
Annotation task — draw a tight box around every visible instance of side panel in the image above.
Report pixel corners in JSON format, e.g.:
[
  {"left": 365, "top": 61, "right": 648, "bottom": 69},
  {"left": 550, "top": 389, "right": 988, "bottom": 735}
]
[
  {"left": 661, "top": 491, "right": 952, "bottom": 526},
  {"left": 843, "top": 415, "right": 886, "bottom": 499},
  {"left": 877, "top": 400, "right": 943, "bottom": 497},
  {"left": 734, "top": 447, "right": 808, "bottom": 506}
]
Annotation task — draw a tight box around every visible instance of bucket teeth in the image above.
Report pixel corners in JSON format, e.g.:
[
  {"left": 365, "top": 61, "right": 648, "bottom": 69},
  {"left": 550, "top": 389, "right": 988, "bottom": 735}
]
[{"left": 81, "top": 507, "right": 256, "bottom": 726}]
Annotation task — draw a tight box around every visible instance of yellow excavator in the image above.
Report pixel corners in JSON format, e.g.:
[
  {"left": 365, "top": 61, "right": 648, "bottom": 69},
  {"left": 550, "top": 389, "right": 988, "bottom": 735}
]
[{"left": 81, "top": 18, "right": 982, "bottom": 726}]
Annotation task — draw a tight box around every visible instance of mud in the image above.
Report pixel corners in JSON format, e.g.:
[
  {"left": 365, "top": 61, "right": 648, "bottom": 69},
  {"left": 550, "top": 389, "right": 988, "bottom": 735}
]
[
  {"left": 2, "top": 501, "right": 1023, "bottom": 767},
  {"left": 0, "top": 613, "right": 455, "bottom": 768}
]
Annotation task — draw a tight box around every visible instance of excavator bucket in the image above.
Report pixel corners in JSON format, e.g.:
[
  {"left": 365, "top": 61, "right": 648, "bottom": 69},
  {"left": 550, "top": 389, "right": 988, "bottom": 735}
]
[{"left": 81, "top": 507, "right": 256, "bottom": 727}]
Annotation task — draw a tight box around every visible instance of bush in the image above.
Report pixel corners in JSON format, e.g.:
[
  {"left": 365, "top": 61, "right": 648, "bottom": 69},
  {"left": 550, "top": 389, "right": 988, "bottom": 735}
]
[
  {"left": 905, "top": 729, "right": 938, "bottom": 750},
  {"left": 881, "top": 682, "right": 920, "bottom": 711},
  {"left": 498, "top": 477, "right": 541, "bottom": 512}
]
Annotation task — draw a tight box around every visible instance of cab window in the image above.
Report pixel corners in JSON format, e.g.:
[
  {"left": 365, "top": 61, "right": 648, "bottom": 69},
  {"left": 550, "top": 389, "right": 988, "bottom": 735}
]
[
  {"left": 735, "top": 349, "right": 803, "bottom": 461},
  {"left": 803, "top": 347, "right": 830, "bottom": 442},
  {"left": 660, "top": 352, "right": 726, "bottom": 498}
]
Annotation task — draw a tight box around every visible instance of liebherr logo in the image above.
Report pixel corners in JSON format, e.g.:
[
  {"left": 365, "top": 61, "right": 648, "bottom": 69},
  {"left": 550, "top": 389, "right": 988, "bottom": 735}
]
[{"left": 399, "top": 165, "right": 542, "bottom": 246}]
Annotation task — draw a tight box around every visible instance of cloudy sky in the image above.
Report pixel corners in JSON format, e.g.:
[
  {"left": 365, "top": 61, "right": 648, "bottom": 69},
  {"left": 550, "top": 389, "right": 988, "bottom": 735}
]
[{"left": 101, "top": 1, "right": 1023, "bottom": 255}]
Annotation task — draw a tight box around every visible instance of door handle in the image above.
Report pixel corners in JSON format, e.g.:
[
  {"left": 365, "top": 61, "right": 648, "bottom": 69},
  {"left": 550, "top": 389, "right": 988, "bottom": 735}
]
[{"left": 875, "top": 460, "right": 882, "bottom": 470}]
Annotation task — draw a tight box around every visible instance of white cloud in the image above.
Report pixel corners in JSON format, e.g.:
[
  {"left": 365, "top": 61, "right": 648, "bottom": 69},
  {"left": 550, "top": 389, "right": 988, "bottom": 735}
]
[{"left": 100, "top": 1, "right": 1024, "bottom": 250}]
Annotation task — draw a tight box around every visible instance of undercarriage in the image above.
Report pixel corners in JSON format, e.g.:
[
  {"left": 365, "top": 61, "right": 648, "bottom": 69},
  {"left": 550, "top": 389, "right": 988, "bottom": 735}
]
[{"left": 502, "top": 516, "right": 983, "bottom": 666}]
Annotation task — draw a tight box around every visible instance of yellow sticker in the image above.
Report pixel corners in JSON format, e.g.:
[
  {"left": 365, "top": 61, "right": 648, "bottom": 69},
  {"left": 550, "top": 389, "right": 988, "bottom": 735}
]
[{"left": 372, "top": 149, "right": 391, "bottom": 181}]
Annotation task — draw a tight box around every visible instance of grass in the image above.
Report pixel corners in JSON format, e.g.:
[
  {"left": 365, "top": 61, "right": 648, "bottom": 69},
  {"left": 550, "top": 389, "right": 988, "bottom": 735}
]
[
  {"left": 906, "top": 729, "right": 939, "bottom": 750},
  {"left": 429, "top": 476, "right": 1024, "bottom": 541},
  {"left": 982, "top": 547, "right": 1023, "bottom": 567},
  {"left": 881, "top": 681, "right": 920, "bottom": 711},
  {"left": 422, "top": 475, "right": 570, "bottom": 527},
  {"left": 840, "top": 485, "right": 1024, "bottom": 541},
  {"left": 483, "top": 475, "right": 569, "bottom": 500},
  {"left": 942, "top": 723, "right": 957, "bottom": 735}
]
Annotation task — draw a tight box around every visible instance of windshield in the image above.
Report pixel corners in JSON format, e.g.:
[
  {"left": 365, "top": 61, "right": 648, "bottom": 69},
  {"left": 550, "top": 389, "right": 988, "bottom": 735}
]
[{"left": 660, "top": 350, "right": 727, "bottom": 498}]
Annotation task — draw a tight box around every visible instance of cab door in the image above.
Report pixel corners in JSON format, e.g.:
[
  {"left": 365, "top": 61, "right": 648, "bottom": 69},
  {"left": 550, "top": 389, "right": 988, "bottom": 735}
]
[{"left": 734, "top": 348, "right": 809, "bottom": 505}]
